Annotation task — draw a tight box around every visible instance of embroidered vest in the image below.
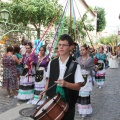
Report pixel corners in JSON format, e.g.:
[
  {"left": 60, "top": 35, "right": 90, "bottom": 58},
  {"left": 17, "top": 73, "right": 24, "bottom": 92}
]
[{"left": 46, "top": 57, "right": 78, "bottom": 108}]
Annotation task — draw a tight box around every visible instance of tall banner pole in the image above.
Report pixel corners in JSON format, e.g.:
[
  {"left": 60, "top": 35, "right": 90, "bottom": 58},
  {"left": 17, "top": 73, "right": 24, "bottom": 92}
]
[{"left": 70, "top": 0, "right": 72, "bottom": 36}]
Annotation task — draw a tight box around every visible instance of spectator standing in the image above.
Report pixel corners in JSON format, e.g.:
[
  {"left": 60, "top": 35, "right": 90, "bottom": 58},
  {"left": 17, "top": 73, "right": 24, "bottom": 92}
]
[{"left": 2, "top": 46, "right": 20, "bottom": 98}]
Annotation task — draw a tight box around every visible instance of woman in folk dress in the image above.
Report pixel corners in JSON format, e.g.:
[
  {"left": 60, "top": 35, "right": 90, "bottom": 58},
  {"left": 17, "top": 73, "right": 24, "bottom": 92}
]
[
  {"left": 17, "top": 42, "right": 38, "bottom": 100},
  {"left": 27, "top": 45, "right": 49, "bottom": 105},
  {"left": 77, "top": 44, "right": 95, "bottom": 118},
  {"left": 95, "top": 46, "right": 107, "bottom": 89},
  {"left": 109, "top": 52, "right": 119, "bottom": 68}
]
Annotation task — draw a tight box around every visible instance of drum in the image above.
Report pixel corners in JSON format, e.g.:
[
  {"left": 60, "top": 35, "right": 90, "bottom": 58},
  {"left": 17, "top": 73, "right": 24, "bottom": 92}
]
[{"left": 32, "top": 94, "right": 69, "bottom": 120}]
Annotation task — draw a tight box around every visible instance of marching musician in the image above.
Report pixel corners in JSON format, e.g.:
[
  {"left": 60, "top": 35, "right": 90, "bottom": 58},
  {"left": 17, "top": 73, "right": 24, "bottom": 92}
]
[{"left": 41, "top": 34, "right": 84, "bottom": 120}]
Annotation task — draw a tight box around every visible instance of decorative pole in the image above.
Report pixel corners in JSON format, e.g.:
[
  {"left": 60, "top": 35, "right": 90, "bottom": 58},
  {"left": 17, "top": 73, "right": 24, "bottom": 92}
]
[{"left": 70, "top": 0, "right": 72, "bottom": 36}]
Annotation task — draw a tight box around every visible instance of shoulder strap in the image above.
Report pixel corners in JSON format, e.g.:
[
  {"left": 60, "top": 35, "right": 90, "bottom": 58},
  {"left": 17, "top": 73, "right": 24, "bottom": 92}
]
[
  {"left": 66, "top": 60, "right": 74, "bottom": 75},
  {"left": 65, "top": 61, "right": 78, "bottom": 78}
]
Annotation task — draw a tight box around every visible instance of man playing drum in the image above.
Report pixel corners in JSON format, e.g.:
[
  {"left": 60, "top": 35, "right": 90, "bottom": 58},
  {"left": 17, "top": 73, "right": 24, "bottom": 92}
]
[{"left": 41, "top": 34, "right": 84, "bottom": 120}]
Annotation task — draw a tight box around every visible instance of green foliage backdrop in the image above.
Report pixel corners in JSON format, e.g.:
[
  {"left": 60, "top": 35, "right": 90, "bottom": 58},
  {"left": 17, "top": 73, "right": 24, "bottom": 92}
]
[
  {"left": 0, "top": 0, "right": 62, "bottom": 39},
  {"left": 95, "top": 7, "right": 106, "bottom": 32}
]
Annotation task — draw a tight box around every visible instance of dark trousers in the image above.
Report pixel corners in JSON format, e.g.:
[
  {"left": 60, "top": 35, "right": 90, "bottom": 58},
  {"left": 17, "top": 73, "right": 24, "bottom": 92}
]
[{"left": 62, "top": 106, "right": 75, "bottom": 120}]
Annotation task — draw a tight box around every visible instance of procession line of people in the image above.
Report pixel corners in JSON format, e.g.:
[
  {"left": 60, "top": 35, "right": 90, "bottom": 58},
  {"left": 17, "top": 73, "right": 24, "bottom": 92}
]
[{"left": 2, "top": 34, "right": 112, "bottom": 120}]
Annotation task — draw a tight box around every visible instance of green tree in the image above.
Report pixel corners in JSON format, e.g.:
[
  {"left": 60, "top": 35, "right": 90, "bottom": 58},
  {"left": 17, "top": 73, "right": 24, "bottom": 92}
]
[
  {"left": 99, "top": 34, "right": 120, "bottom": 46},
  {"left": 95, "top": 7, "right": 106, "bottom": 32},
  {"left": 0, "top": 0, "right": 62, "bottom": 39},
  {"left": 61, "top": 11, "right": 94, "bottom": 41}
]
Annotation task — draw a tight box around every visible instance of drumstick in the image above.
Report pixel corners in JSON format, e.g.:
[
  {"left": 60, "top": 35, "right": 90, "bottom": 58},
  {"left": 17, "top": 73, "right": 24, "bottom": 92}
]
[
  {"left": 41, "top": 73, "right": 72, "bottom": 95},
  {"left": 36, "top": 73, "right": 72, "bottom": 105}
]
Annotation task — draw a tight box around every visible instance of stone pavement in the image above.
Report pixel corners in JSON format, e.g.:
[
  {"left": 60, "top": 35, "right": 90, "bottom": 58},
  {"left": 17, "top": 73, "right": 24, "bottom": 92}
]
[
  {"left": 0, "top": 67, "right": 120, "bottom": 120},
  {"left": 75, "top": 67, "right": 120, "bottom": 120}
]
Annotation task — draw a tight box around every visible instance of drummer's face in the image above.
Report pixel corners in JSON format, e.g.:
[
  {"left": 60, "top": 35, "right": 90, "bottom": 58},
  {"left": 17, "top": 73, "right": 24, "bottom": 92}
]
[
  {"left": 58, "top": 40, "right": 71, "bottom": 56},
  {"left": 80, "top": 47, "right": 87, "bottom": 56}
]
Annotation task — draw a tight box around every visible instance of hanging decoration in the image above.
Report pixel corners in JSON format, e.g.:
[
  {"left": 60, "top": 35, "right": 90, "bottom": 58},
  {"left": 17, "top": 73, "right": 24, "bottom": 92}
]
[
  {"left": 0, "top": 36, "right": 8, "bottom": 44},
  {"left": 48, "top": 0, "right": 68, "bottom": 55},
  {"left": 74, "top": 0, "right": 94, "bottom": 48},
  {"left": 24, "top": 0, "right": 68, "bottom": 63},
  {"left": 24, "top": 0, "right": 95, "bottom": 63}
]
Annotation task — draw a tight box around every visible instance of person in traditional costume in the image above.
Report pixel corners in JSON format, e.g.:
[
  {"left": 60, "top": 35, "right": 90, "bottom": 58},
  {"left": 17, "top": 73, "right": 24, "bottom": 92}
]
[
  {"left": 20, "top": 39, "right": 27, "bottom": 56},
  {"left": 42, "top": 34, "right": 84, "bottom": 120},
  {"left": 51, "top": 47, "right": 59, "bottom": 60},
  {"left": 77, "top": 44, "right": 95, "bottom": 118},
  {"left": 17, "top": 42, "right": 38, "bottom": 100},
  {"left": 27, "top": 45, "right": 49, "bottom": 105},
  {"left": 95, "top": 46, "right": 107, "bottom": 89},
  {"left": 109, "top": 52, "right": 119, "bottom": 68}
]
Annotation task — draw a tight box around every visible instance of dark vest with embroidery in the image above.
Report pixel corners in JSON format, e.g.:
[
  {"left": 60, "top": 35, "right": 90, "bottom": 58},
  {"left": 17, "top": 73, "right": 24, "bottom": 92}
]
[{"left": 46, "top": 57, "right": 79, "bottom": 108}]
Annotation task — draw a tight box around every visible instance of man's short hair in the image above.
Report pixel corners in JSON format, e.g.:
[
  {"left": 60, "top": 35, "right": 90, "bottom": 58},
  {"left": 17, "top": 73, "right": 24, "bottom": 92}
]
[{"left": 59, "top": 34, "right": 74, "bottom": 46}]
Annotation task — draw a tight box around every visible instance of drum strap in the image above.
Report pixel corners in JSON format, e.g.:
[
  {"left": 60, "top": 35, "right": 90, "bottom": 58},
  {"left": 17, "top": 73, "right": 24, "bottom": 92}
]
[
  {"left": 56, "top": 61, "right": 75, "bottom": 101},
  {"left": 65, "top": 60, "right": 75, "bottom": 76}
]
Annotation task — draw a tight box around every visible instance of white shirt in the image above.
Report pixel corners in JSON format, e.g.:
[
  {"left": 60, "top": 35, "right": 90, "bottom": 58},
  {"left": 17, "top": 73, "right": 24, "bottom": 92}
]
[
  {"left": 46, "top": 57, "right": 84, "bottom": 83},
  {"left": 20, "top": 45, "right": 26, "bottom": 55}
]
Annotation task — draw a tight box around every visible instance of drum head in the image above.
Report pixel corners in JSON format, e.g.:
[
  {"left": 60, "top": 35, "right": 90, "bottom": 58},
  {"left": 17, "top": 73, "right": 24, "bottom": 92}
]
[{"left": 34, "top": 95, "right": 58, "bottom": 117}]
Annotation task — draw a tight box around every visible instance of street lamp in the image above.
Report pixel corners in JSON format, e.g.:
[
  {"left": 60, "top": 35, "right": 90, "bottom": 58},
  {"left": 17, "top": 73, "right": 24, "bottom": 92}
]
[
  {"left": 0, "top": 9, "right": 9, "bottom": 21},
  {"left": 0, "top": 9, "right": 24, "bottom": 41},
  {"left": 0, "top": 9, "right": 10, "bottom": 34}
]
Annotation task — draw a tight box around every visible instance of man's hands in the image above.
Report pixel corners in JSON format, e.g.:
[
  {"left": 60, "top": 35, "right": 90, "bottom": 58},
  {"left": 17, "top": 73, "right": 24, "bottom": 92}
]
[{"left": 54, "top": 79, "right": 67, "bottom": 87}]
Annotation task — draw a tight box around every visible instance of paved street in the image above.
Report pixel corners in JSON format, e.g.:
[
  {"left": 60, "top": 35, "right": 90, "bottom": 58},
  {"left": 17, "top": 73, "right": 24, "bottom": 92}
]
[
  {"left": 0, "top": 67, "right": 120, "bottom": 120},
  {"left": 75, "top": 67, "right": 120, "bottom": 120}
]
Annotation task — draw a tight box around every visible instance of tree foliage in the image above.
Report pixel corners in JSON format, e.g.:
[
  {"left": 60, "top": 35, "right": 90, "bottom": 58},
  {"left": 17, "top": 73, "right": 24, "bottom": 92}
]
[
  {"left": 99, "top": 35, "right": 120, "bottom": 46},
  {"left": 61, "top": 11, "right": 95, "bottom": 41},
  {"left": 1, "top": 1, "right": 95, "bottom": 41},
  {"left": 95, "top": 7, "right": 106, "bottom": 32},
  {"left": 0, "top": 0, "right": 63, "bottom": 39}
]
